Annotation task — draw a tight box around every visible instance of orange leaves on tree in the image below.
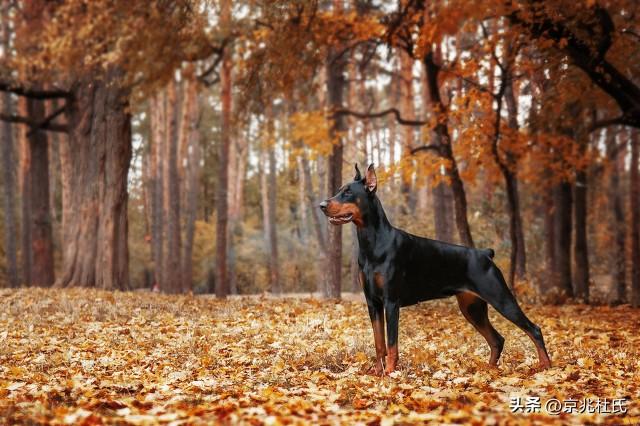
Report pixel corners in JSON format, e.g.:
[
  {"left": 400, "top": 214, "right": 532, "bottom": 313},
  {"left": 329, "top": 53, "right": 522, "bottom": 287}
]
[{"left": 288, "top": 110, "right": 341, "bottom": 159}]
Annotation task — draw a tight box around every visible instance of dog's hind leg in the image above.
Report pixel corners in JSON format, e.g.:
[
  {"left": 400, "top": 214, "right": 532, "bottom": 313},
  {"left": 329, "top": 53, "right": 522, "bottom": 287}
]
[
  {"left": 470, "top": 266, "right": 552, "bottom": 369},
  {"left": 456, "top": 292, "right": 505, "bottom": 366}
]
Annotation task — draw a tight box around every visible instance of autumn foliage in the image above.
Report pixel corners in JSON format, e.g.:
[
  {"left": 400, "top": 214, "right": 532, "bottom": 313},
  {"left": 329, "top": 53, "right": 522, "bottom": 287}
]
[
  {"left": 0, "top": 288, "right": 638, "bottom": 424},
  {"left": 1, "top": 0, "right": 640, "bottom": 423}
]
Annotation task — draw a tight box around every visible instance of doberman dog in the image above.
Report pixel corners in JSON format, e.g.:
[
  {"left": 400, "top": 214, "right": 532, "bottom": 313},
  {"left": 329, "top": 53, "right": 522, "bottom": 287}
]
[{"left": 319, "top": 164, "right": 552, "bottom": 376}]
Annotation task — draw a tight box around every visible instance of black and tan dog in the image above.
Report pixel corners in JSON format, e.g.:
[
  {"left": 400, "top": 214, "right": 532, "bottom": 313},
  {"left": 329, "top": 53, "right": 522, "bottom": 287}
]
[{"left": 319, "top": 164, "right": 551, "bottom": 375}]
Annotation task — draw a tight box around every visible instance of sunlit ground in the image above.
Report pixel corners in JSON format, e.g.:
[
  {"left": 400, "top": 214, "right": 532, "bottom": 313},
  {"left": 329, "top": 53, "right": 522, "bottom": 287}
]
[{"left": 0, "top": 288, "right": 638, "bottom": 424}]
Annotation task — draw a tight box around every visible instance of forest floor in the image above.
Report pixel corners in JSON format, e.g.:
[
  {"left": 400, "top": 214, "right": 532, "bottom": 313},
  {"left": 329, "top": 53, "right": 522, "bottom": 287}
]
[{"left": 0, "top": 288, "right": 638, "bottom": 425}]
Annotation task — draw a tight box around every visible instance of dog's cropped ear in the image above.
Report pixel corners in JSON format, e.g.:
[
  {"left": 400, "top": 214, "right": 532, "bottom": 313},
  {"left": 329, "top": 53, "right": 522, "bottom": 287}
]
[
  {"left": 354, "top": 164, "right": 362, "bottom": 181},
  {"left": 365, "top": 163, "right": 377, "bottom": 193}
]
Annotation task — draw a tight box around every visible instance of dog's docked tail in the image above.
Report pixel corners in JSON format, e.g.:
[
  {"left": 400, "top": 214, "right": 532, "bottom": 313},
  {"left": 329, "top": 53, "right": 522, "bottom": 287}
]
[{"left": 480, "top": 248, "right": 495, "bottom": 259}]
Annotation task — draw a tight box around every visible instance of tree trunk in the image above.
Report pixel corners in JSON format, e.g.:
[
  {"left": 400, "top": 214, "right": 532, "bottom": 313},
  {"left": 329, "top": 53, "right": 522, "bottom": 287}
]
[
  {"left": 503, "top": 171, "right": 524, "bottom": 288},
  {"left": 423, "top": 51, "right": 474, "bottom": 247},
  {"left": 573, "top": 131, "right": 590, "bottom": 301},
  {"left": 19, "top": 105, "right": 32, "bottom": 286},
  {"left": 606, "top": 129, "right": 626, "bottom": 303},
  {"left": 399, "top": 49, "right": 415, "bottom": 213},
  {"left": 267, "top": 135, "right": 279, "bottom": 294},
  {"left": 150, "top": 92, "right": 165, "bottom": 291},
  {"left": 552, "top": 182, "right": 573, "bottom": 299},
  {"left": 0, "top": 0, "right": 18, "bottom": 288},
  {"left": 182, "top": 77, "right": 200, "bottom": 294},
  {"left": 543, "top": 180, "right": 556, "bottom": 290},
  {"left": 297, "top": 157, "right": 309, "bottom": 241},
  {"left": 432, "top": 180, "right": 454, "bottom": 243},
  {"left": 325, "top": 1, "right": 347, "bottom": 298},
  {"left": 631, "top": 130, "right": 640, "bottom": 308},
  {"left": 163, "top": 79, "right": 182, "bottom": 294},
  {"left": 215, "top": 0, "right": 232, "bottom": 298},
  {"left": 25, "top": 97, "right": 55, "bottom": 287},
  {"left": 1, "top": 92, "right": 19, "bottom": 287},
  {"left": 55, "top": 68, "right": 131, "bottom": 290},
  {"left": 302, "top": 156, "right": 327, "bottom": 252},
  {"left": 503, "top": 81, "right": 527, "bottom": 280}
]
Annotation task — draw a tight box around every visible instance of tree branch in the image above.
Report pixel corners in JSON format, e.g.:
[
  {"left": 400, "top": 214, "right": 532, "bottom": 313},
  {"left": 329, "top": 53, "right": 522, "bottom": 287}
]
[
  {"left": 0, "top": 82, "right": 71, "bottom": 100},
  {"left": 0, "top": 112, "right": 68, "bottom": 133},
  {"left": 333, "top": 107, "right": 427, "bottom": 127},
  {"left": 410, "top": 144, "right": 441, "bottom": 155},
  {"left": 589, "top": 115, "right": 629, "bottom": 132}
]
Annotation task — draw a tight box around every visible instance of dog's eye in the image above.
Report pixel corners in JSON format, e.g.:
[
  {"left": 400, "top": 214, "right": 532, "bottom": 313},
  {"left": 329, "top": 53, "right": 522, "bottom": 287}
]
[{"left": 344, "top": 189, "right": 352, "bottom": 196}]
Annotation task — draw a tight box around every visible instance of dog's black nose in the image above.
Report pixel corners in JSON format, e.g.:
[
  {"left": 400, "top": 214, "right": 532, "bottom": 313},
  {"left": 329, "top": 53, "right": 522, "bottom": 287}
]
[{"left": 319, "top": 200, "right": 328, "bottom": 211}]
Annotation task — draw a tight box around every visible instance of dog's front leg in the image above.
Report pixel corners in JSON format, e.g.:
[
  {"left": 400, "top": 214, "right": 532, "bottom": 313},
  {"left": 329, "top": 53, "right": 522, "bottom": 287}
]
[
  {"left": 384, "top": 299, "right": 400, "bottom": 374},
  {"left": 366, "top": 300, "right": 386, "bottom": 375}
]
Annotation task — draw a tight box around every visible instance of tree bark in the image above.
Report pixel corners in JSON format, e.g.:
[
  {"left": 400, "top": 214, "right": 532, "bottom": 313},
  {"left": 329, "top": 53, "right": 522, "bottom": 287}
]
[
  {"left": 55, "top": 68, "right": 131, "bottom": 290},
  {"left": 553, "top": 182, "right": 573, "bottom": 299},
  {"left": 1, "top": 92, "right": 19, "bottom": 287},
  {"left": 215, "top": 0, "right": 232, "bottom": 298},
  {"left": 163, "top": 79, "right": 182, "bottom": 294},
  {"left": 150, "top": 92, "right": 165, "bottom": 291},
  {"left": 182, "top": 76, "right": 200, "bottom": 294},
  {"left": 326, "top": 55, "right": 346, "bottom": 298},
  {"left": 1, "top": 7, "right": 19, "bottom": 288},
  {"left": 18, "top": 104, "right": 32, "bottom": 286},
  {"left": 606, "top": 129, "right": 626, "bottom": 303},
  {"left": 267, "top": 131, "right": 279, "bottom": 294},
  {"left": 573, "top": 131, "right": 590, "bottom": 302},
  {"left": 25, "top": 96, "right": 55, "bottom": 287},
  {"left": 543, "top": 180, "right": 556, "bottom": 290},
  {"left": 631, "top": 129, "right": 640, "bottom": 307}
]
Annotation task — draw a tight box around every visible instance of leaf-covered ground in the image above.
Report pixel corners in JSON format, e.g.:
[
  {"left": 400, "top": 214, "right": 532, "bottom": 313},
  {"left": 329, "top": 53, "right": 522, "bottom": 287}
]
[{"left": 0, "top": 288, "right": 638, "bottom": 425}]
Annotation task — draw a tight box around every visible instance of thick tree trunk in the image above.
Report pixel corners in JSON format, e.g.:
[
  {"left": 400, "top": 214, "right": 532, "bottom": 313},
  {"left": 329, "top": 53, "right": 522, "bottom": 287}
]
[
  {"left": 631, "top": 130, "right": 640, "bottom": 308},
  {"left": 227, "top": 128, "right": 248, "bottom": 295},
  {"left": 163, "top": 79, "right": 182, "bottom": 293},
  {"left": 325, "top": 2, "right": 347, "bottom": 298},
  {"left": 552, "top": 182, "right": 573, "bottom": 299},
  {"left": 19, "top": 109, "right": 32, "bottom": 286},
  {"left": 215, "top": 0, "right": 232, "bottom": 298},
  {"left": 606, "top": 129, "right": 626, "bottom": 303},
  {"left": 55, "top": 69, "right": 131, "bottom": 290},
  {"left": 47, "top": 100, "right": 61, "bottom": 226},
  {"left": 0, "top": 0, "right": 18, "bottom": 288},
  {"left": 1, "top": 92, "right": 19, "bottom": 287},
  {"left": 432, "top": 180, "right": 454, "bottom": 243},
  {"left": 325, "top": 74, "right": 345, "bottom": 298},
  {"left": 423, "top": 51, "right": 474, "bottom": 247},
  {"left": 25, "top": 97, "right": 55, "bottom": 287}
]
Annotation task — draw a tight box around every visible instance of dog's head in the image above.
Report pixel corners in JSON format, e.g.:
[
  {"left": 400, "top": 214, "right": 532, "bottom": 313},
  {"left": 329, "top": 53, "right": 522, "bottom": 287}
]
[{"left": 319, "top": 164, "right": 377, "bottom": 227}]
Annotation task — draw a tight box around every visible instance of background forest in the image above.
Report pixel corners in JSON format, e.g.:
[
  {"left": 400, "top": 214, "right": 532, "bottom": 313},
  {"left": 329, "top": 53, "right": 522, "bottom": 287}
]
[{"left": 0, "top": 0, "right": 639, "bottom": 307}]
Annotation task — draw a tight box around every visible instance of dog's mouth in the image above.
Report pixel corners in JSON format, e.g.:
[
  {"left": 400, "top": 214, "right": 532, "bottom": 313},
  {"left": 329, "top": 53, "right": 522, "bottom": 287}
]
[{"left": 328, "top": 214, "right": 353, "bottom": 225}]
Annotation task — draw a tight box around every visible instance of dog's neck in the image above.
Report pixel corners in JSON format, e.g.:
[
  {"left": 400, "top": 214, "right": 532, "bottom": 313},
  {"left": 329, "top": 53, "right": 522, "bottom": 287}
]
[{"left": 356, "top": 195, "right": 393, "bottom": 253}]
